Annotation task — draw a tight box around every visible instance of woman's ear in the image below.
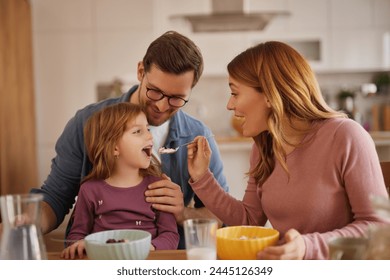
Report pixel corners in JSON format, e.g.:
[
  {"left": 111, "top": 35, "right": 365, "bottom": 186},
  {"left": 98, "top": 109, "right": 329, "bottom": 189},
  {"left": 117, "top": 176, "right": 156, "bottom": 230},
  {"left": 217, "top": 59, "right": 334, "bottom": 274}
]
[
  {"left": 265, "top": 96, "right": 272, "bottom": 108},
  {"left": 114, "top": 146, "right": 120, "bottom": 157}
]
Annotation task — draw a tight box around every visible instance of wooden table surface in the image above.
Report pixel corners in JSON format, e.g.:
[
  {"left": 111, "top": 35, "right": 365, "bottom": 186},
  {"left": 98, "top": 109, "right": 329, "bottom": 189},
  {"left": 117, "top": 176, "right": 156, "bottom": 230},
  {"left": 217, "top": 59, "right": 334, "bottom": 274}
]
[{"left": 47, "top": 249, "right": 187, "bottom": 260}]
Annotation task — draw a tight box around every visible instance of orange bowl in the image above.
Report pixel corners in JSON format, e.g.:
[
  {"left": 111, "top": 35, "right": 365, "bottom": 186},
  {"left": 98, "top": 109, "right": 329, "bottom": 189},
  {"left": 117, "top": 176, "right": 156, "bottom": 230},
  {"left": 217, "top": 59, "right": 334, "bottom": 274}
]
[{"left": 216, "top": 226, "right": 279, "bottom": 260}]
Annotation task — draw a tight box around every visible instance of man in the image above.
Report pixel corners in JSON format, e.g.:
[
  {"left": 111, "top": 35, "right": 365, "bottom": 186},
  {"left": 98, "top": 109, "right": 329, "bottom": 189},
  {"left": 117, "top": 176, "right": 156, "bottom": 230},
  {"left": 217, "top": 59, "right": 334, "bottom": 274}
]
[{"left": 29, "top": 31, "right": 229, "bottom": 248}]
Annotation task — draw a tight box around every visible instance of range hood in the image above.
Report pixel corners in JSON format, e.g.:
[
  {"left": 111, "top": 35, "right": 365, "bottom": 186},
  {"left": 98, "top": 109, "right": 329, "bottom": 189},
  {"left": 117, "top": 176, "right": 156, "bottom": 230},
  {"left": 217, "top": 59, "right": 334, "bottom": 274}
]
[{"left": 171, "top": 0, "right": 289, "bottom": 33}]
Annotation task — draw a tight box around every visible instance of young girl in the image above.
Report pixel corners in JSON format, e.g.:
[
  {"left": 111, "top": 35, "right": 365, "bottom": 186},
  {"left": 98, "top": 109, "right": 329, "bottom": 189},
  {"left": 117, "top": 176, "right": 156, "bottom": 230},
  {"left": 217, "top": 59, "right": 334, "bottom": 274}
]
[
  {"left": 187, "top": 41, "right": 388, "bottom": 260},
  {"left": 61, "top": 103, "right": 179, "bottom": 259}
]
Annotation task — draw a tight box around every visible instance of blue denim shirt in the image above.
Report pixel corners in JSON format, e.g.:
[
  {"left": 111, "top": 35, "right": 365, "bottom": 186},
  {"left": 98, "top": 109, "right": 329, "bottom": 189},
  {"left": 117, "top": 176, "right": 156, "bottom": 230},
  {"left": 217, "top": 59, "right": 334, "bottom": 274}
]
[{"left": 31, "top": 85, "right": 229, "bottom": 242}]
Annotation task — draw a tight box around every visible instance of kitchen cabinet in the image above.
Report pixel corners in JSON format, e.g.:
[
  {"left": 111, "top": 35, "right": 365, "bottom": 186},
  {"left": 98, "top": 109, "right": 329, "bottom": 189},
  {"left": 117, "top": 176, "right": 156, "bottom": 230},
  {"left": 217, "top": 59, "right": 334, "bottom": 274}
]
[
  {"left": 155, "top": 0, "right": 390, "bottom": 74},
  {"left": 298, "top": 0, "right": 390, "bottom": 70}
]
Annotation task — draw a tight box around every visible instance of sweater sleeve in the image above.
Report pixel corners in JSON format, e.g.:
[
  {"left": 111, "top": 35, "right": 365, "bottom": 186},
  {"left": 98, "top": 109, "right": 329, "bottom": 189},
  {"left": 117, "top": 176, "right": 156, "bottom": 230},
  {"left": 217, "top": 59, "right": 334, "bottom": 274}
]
[
  {"left": 302, "top": 120, "right": 388, "bottom": 260},
  {"left": 151, "top": 211, "right": 180, "bottom": 250},
  {"left": 192, "top": 134, "right": 230, "bottom": 207},
  {"left": 189, "top": 144, "right": 268, "bottom": 226},
  {"left": 66, "top": 184, "right": 94, "bottom": 243}
]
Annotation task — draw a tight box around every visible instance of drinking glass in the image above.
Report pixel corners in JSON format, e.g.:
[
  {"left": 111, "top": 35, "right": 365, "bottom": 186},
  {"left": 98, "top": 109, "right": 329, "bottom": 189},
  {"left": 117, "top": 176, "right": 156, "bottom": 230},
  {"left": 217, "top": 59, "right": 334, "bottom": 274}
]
[{"left": 183, "top": 218, "right": 217, "bottom": 260}]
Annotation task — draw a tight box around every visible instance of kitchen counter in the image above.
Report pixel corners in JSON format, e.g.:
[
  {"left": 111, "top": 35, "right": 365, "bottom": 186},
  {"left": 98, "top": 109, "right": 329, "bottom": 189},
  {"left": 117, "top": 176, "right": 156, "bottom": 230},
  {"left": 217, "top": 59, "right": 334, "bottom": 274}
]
[
  {"left": 47, "top": 250, "right": 187, "bottom": 260},
  {"left": 370, "top": 131, "right": 390, "bottom": 147},
  {"left": 370, "top": 131, "right": 390, "bottom": 161}
]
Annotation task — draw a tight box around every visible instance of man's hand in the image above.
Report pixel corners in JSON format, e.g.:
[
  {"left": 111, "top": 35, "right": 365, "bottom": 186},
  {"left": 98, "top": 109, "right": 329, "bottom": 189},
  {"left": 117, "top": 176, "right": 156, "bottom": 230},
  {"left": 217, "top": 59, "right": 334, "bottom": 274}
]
[{"left": 145, "top": 174, "right": 185, "bottom": 223}]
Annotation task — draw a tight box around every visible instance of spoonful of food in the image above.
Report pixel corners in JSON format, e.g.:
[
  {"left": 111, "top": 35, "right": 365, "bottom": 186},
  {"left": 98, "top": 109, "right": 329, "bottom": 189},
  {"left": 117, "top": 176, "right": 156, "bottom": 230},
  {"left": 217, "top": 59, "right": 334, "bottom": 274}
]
[{"left": 158, "top": 135, "right": 215, "bottom": 154}]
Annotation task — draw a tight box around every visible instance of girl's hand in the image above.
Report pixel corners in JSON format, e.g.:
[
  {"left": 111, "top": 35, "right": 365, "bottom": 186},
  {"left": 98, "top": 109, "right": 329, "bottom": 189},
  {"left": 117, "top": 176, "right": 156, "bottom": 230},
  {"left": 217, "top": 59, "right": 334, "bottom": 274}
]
[
  {"left": 256, "top": 229, "right": 306, "bottom": 260},
  {"left": 187, "top": 136, "right": 212, "bottom": 182},
  {"left": 61, "top": 240, "right": 86, "bottom": 259}
]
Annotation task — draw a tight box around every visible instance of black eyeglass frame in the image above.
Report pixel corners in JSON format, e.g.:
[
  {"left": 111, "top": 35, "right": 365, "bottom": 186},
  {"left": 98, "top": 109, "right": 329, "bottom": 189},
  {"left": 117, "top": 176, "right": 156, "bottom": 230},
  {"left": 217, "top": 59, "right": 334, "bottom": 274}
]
[{"left": 145, "top": 86, "right": 189, "bottom": 108}]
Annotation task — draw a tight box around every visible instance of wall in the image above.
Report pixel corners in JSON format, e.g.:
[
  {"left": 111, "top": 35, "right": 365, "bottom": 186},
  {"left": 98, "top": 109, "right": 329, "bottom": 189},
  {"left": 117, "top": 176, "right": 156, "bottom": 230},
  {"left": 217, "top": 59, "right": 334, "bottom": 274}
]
[{"left": 30, "top": 0, "right": 390, "bottom": 186}]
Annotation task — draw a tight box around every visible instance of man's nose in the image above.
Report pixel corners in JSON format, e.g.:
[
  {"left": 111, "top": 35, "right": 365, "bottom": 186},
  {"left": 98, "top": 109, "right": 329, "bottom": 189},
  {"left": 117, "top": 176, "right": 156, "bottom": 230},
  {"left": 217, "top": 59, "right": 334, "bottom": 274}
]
[{"left": 155, "top": 97, "right": 171, "bottom": 112}]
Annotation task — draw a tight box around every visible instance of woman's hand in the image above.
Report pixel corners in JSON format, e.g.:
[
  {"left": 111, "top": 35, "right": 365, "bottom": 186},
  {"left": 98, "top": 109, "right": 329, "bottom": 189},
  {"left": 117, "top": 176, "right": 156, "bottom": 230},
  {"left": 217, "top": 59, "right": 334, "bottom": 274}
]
[
  {"left": 187, "top": 136, "right": 212, "bottom": 182},
  {"left": 61, "top": 240, "right": 86, "bottom": 259},
  {"left": 145, "top": 174, "right": 185, "bottom": 223},
  {"left": 256, "top": 229, "right": 306, "bottom": 260}
]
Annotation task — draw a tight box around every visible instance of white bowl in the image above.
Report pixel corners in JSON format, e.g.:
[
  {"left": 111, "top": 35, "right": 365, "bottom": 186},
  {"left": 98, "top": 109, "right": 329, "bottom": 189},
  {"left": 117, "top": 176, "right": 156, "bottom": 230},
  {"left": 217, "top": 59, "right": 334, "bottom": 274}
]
[{"left": 84, "top": 229, "right": 151, "bottom": 260}]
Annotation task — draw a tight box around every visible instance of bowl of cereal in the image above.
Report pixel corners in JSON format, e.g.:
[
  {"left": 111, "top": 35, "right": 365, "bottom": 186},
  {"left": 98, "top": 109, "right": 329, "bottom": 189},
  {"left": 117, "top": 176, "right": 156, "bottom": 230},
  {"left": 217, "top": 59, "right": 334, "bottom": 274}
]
[
  {"left": 84, "top": 229, "right": 151, "bottom": 260},
  {"left": 216, "top": 226, "right": 279, "bottom": 260}
]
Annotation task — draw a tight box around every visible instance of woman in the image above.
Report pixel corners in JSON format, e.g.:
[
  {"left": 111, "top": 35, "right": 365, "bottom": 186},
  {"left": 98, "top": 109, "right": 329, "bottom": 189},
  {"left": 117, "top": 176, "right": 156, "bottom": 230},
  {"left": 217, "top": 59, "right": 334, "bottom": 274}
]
[
  {"left": 62, "top": 103, "right": 179, "bottom": 259},
  {"left": 187, "top": 41, "right": 388, "bottom": 260}
]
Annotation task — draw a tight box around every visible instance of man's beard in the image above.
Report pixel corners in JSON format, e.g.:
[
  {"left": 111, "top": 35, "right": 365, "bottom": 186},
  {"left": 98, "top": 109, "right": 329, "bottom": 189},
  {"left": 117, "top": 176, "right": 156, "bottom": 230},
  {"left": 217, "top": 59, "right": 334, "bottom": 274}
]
[
  {"left": 137, "top": 85, "right": 175, "bottom": 126},
  {"left": 142, "top": 100, "right": 171, "bottom": 126}
]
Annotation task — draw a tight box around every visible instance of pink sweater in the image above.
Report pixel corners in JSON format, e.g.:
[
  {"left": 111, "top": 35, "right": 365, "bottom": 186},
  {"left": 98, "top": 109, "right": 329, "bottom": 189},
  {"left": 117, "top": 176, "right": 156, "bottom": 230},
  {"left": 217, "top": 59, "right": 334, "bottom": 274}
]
[{"left": 190, "top": 118, "right": 388, "bottom": 259}]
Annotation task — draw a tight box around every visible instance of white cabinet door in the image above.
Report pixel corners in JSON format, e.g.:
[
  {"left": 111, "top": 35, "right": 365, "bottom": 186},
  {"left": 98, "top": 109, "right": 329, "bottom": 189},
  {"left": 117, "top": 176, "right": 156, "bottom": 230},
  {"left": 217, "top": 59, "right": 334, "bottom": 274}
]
[
  {"left": 329, "top": 29, "right": 384, "bottom": 70},
  {"left": 329, "top": 0, "right": 390, "bottom": 70}
]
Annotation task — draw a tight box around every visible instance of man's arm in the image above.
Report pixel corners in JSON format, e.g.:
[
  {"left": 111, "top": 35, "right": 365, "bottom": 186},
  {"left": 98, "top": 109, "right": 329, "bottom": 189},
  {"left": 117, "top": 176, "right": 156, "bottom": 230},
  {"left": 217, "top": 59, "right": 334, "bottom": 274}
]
[
  {"left": 40, "top": 201, "right": 58, "bottom": 234},
  {"left": 0, "top": 201, "right": 57, "bottom": 238}
]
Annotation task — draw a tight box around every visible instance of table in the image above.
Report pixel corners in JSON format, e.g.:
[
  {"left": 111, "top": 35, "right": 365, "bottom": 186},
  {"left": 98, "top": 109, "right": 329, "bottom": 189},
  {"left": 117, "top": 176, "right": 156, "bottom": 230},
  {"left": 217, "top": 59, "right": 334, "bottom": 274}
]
[{"left": 47, "top": 249, "right": 187, "bottom": 260}]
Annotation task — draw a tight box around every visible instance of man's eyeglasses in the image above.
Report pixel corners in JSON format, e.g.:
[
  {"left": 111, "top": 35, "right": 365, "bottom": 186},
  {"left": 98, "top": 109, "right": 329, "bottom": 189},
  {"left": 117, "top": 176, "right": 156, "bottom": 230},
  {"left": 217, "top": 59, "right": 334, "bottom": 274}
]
[{"left": 145, "top": 87, "right": 189, "bottom": 108}]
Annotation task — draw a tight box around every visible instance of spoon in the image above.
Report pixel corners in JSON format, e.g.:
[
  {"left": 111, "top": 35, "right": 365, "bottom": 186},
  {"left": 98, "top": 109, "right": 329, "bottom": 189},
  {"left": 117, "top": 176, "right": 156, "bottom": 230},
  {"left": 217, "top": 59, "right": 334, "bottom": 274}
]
[{"left": 158, "top": 135, "right": 215, "bottom": 154}]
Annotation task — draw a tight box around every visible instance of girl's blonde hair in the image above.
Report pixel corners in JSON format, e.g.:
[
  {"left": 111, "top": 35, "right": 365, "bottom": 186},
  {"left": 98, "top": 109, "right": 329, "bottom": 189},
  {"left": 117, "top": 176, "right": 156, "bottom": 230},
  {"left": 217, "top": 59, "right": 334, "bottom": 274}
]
[
  {"left": 227, "top": 41, "right": 346, "bottom": 185},
  {"left": 82, "top": 103, "right": 161, "bottom": 183}
]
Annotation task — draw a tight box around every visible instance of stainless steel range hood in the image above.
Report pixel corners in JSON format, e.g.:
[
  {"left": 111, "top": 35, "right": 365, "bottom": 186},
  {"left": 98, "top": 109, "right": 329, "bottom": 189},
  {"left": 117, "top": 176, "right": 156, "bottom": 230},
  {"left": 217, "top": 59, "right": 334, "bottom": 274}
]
[{"left": 171, "top": 0, "right": 289, "bottom": 33}]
